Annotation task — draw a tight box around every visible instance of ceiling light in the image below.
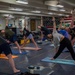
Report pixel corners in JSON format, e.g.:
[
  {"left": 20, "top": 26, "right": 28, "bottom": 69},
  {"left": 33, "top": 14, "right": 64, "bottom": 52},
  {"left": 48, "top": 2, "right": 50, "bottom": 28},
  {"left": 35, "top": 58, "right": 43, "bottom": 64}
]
[
  {"left": 9, "top": 8, "right": 23, "bottom": 11},
  {"left": 65, "top": 15, "right": 69, "bottom": 17},
  {"left": 50, "top": 5, "right": 57, "bottom": 7},
  {"left": 57, "top": 14, "right": 64, "bottom": 16},
  {"left": 45, "top": 0, "right": 64, "bottom": 8},
  {"left": 45, "top": 1, "right": 58, "bottom": 6},
  {"left": 60, "top": 9, "right": 65, "bottom": 12},
  {"left": 31, "top": 11, "right": 41, "bottom": 13},
  {"left": 48, "top": 12, "right": 53, "bottom": 15},
  {"left": 9, "top": 15, "right": 14, "bottom": 18},
  {"left": 2, "top": 14, "right": 9, "bottom": 17},
  {"left": 2, "top": 14, "right": 14, "bottom": 18},
  {"left": 48, "top": 6, "right": 58, "bottom": 11},
  {"left": 56, "top": 4, "right": 64, "bottom": 8},
  {"left": 56, "top": 1, "right": 64, "bottom": 8},
  {"left": 16, "top": 0, "right": 28, "bottom": 4}
]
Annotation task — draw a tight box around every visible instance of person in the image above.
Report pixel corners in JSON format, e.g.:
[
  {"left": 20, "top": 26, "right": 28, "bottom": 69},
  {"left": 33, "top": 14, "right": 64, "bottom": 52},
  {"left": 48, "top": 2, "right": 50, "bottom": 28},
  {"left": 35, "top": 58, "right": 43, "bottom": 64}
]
[
  {"left": 0, "top": 36, "right": 20, "bottom": 73},
  {"left": 69, "top": 26, "right": 75, "bottom": 46},
  {"left": 5, "top": 26, "right": 22, "bottom": 53},
  {"left": 21, "top": 27, "right": 41, "bottom": 50},
  {"left": 65, "top": 10, "right": 75, "bottom": 46},
  {"left": 48, "top": 17, "right": 75, "bottom": 60},
  {"left": 57, "top": 18, "right": 69, "bottom": 39},
  {"left": 37, "top": 25, "right": 52, "bottom": 41}
]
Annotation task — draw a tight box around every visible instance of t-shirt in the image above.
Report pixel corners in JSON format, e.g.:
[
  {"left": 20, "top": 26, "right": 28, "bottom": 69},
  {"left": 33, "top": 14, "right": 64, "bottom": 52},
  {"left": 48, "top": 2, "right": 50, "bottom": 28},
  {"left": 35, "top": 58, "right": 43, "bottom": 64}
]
[
  {"left": 69, "top": 27, "right": 75, "bottom": 39},
  {"left": 5, "top": 26, "right": 15, "bottom": 39},
  {"left": 23, "top": 28, "right": 31, "bottom": 37},
  {"left": 41, "top": 26, "right": 51, "bottom": 36},
  {"left": 52, "top": 29, "right": 63, "bottom": 48},
  {"left": 69, "top": 27, "right": 75, "bottom": 36},
  {"left": 58, "top": 30, "right": 69, "bottom": 38},
  {"left": 0, "top": 32, "right": 5, "bottom": 38}
]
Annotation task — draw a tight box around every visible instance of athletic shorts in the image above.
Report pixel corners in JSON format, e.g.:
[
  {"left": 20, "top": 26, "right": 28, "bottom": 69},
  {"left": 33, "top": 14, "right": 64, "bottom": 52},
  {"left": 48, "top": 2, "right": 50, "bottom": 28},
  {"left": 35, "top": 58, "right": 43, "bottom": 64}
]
[
  {"left": 0, "top": 43, "right": 12, "bottom": 56},
  {"left": 9, "top": 34, "right": 18, "bottom": 43},
  {"left": 27, "top": 34, "right": 33, "bottom": 39}
]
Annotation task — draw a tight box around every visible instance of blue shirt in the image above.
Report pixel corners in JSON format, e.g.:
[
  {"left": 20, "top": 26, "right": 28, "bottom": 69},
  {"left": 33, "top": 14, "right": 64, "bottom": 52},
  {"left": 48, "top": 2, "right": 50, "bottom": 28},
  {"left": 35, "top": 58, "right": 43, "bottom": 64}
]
[{"left": 58, "top": 30, "right": 69, "bottom": 38}]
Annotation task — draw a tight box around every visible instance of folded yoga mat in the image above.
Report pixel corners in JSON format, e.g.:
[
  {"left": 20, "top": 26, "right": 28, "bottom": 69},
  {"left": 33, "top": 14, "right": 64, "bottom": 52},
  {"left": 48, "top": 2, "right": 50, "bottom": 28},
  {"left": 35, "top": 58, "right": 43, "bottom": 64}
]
[
  {"left": 0, "top": 54, "right": 18, "bottom": 59},
  {"left": 12, "top": 49, "right": 27, "bottom": 55},
  {"left": 13, "top": 47, "right": 41, "bottom": 50},
  {"left": 41, "top": 57, "right": 75, "bottom": 66}
]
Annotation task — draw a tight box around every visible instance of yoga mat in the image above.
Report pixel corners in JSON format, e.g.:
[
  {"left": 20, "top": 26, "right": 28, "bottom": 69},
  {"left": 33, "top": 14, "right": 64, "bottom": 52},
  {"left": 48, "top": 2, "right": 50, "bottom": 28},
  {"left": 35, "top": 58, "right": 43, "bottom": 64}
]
[
  {"left": 12, "top": 49, "right": 27, "bottom": 55},
  {"left": 13, "top": 47, "right": 41, "bottom": 50},
  {"left": 41, "top": 57, "right": 75, "bottom": 65},
  {"left": 42, "top": 41, "right": 50, "bottom": 45},
  {"left": 0, "top": 54, "right": 18, "bottom": 59},
  {"left": 50, "top": 44, "right": 54, "bottom": 46}
]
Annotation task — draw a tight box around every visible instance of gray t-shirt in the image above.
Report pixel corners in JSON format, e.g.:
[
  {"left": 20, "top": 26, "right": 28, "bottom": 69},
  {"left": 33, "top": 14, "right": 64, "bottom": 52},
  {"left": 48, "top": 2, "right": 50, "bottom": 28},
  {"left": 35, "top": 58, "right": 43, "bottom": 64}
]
[{"left": 52, "top": 29, "right": 63, "bottom": 48}]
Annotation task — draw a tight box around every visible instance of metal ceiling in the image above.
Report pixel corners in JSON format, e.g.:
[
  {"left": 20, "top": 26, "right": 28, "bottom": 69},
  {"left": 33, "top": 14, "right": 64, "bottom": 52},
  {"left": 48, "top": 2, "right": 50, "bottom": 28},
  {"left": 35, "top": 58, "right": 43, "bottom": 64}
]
[{"left": 0, "top": 0, "right": 75, "bottom": 17}]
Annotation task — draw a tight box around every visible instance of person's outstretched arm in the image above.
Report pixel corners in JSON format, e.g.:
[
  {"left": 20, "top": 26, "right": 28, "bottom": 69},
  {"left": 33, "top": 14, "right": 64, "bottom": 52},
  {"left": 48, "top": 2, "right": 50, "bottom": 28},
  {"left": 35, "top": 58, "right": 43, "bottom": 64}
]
[
  {"left": 69, "top": 10, "right": 74, "bottom": 28},
  {"left": 58, "top": 18, "right": 63, "bottom": 31},
  {"left": 40, "top": 16, "right": 43, "bottom": 26},
  {"left": 52, "top": 17, "right": 56, "bottom": 31}
]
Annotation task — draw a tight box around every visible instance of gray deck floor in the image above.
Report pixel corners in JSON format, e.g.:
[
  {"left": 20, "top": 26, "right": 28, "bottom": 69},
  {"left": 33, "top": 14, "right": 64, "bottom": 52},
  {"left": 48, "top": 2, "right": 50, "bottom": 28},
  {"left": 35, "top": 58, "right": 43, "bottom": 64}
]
[{"left": 0, "top": 42, "right": 75, "bottom": 75}]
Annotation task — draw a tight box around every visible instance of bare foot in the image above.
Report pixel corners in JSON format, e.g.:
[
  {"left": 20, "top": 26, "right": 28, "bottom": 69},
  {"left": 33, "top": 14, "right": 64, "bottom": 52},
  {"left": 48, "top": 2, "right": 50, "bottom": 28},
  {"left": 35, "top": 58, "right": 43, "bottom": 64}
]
[
  {"left": 50, "top": 58, "right": 54, "bottom": 60},
  {"left": 35, "top": 48, "right": 42, "bottom": 51},
  {"left": 13, "top": 69, "right": 20, "bottom": 73},
  {"left": 18, "top": 47, "right": 22, "bottom": 53},
  {"left": 19, "top": 50, "right": 22, "bottom": 53}
]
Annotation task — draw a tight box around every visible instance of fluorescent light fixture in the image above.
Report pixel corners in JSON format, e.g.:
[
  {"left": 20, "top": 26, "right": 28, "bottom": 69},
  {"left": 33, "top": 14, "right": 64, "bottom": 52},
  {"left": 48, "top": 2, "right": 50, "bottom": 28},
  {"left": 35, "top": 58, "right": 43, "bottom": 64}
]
[
  {"left": 9, "top": 8, "right": 23, "bottom": 11},
  {"left": 60, "top": 9, "right": 65, "bottom": 12},
  {"left": 3, "top": 14, "right": 9, "bottom": 17},
  {"left": 51, "top": 7, "right": 58, "bottom": 11},
  {"left": 16, "top": 0, "right": 28, "bottom": 4},
  {"left": 3, "top": 14, "right": 14, "bottom": 18},
  {"left": 31, "top": 10, "right": 41, "bottom": 13},
  {"left": 48, "top": 12, "right": 53, "bottom": 15},
  {"left": 65, "top": 15, "right": 69, "bottom": 17},
  {"left": 48, "top": 6, "right": 58, "bottom": 11},
  {"left": 9, "top": 15, "right": 14, "bottom": 18},
  {"left": 56, "top": 4, "right": 64, "bottom": 8},
  {"left": 57, "top": 14, "right": 64, "bottom": 16},
  {"left": 45, "top": 1, "right": 58, "bottom": 6},
  {"left": 50, "top": 5, "right": 56, "bottom": 7},
  {"left": 45, "top": 0, "right": 64, "bottom": 8}
]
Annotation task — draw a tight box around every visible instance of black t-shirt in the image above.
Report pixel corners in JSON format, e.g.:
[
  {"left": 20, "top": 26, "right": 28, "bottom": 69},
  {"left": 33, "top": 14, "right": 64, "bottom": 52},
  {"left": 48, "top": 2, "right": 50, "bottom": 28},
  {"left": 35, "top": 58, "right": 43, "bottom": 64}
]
[
  {"left": 23, "top": 28, "right": 31, "bottom": 37},
  {"left": 69, "top": 27, "right": 75, "bottom": 36},
  {"left": 0, "top": 36, "right": 7, "bottom": 45},
  {"left": 41, "top": 26, "right": 51, "bottom": 36},
  {"left": 5, "top": 26, "right": 15, "bottom": 39},
  {"left": 69, "top": 27, "right": 75, "bottom": 39}
]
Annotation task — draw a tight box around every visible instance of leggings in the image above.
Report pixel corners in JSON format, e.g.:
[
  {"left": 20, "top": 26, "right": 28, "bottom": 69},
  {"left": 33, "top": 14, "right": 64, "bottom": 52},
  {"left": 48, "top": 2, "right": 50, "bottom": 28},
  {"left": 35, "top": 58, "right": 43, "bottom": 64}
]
[{"left": 53, "top": 37, "right": 75, "bottom": 60}]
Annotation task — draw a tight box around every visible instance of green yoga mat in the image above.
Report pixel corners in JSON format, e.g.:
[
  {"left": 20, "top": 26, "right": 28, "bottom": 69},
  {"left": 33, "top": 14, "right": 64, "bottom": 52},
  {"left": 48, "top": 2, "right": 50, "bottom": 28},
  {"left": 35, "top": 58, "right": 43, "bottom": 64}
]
[{"left": 41, "top": 57, "right": 75, "bottom": 65}]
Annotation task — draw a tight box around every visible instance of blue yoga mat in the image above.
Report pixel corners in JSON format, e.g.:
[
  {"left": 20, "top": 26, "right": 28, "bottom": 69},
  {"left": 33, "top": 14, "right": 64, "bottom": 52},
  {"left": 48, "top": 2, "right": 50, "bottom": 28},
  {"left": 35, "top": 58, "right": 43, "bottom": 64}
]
[
  {"left": 41, "top": 57, "right": 75, "bottom": 66},
  {"left": 12, "top": 49, "right": 27, "bottom": 55}
]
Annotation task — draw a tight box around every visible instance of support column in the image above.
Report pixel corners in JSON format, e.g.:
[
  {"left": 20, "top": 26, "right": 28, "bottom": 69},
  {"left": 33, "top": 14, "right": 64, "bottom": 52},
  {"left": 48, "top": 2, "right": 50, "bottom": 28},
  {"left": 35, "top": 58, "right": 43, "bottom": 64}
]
[{"left": 41, "top": 16, "right": 43, "bottom": 26}]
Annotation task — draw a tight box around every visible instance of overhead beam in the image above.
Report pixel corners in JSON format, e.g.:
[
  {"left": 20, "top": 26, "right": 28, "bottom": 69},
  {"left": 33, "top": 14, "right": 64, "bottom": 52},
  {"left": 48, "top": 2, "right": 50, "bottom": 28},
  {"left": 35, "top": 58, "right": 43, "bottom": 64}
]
[
  {"left": 0, "top": 0, "right": 48, "bottom": 9},
  {"left": 0, "top": 10, "right": 50, "bottom": 16}
]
